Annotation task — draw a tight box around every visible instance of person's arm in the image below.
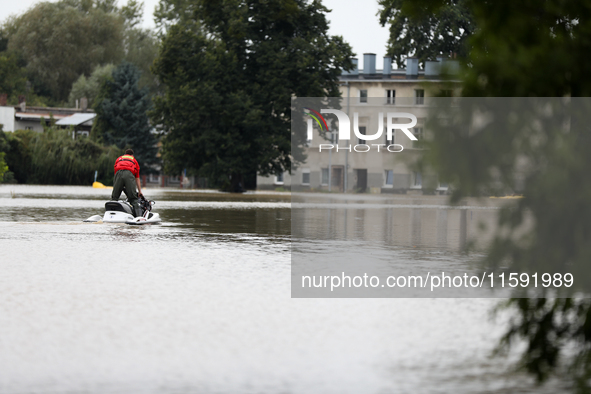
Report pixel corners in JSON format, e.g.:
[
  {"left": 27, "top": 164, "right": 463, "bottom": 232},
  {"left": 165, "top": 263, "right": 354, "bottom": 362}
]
[
  {"left": 136, "top": 176, "right": 143, "bottom": 197},
  {"left": 135, "top": 158, "right": 143, "bottom": 197}
]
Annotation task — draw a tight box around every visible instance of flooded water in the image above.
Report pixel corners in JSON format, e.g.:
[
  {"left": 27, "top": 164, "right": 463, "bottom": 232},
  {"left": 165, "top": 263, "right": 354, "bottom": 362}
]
[{"left": 0, "top": 185, "right": 567, "bottom": 393}]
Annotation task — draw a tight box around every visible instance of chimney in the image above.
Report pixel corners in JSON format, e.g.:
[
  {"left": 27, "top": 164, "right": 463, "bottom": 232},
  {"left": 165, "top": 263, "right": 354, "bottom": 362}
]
[
  {"left": 442, "top": 59, "right": 460, "bottom": 75},
  {"left": 425, "top": 61, "right": 440, "bottom": 78},
  {"left": 81, "top": 97, "right": 88, "bottom": 111},
  {"left": 383, "top": 57, "right": 392, "bottom": 76},
  {"left": 406, "top": 57, "right": 418, "bottom": 79},
  {"left": 350, "top": 58, "right": 358, "bottom": 75},
  {"left": 0, "top": 94, "right": 6, "bottom": 107},
  {"left": 363, "top": 53, "right": 376, "bottom": 75}
]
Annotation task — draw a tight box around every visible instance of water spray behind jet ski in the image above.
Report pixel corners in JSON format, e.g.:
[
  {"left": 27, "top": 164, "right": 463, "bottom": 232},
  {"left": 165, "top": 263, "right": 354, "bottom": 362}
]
[{"left": 84, "top": 195, "right": 162, "bottom": 224}]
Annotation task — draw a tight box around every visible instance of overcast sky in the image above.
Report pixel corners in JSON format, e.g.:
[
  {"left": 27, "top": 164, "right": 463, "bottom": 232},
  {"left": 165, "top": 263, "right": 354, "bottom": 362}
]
[{"left": 0, "top": 0, "right": 389, "bottom": 70}]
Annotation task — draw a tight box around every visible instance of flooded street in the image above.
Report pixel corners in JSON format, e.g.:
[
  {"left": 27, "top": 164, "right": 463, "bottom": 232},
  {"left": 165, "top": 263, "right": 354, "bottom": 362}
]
[{"left": 0, "top": 185, "right": 567, "bottom": 393}]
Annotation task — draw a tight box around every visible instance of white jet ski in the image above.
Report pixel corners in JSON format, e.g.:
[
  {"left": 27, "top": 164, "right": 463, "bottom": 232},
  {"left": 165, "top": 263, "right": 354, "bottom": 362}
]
[{"left": 84, "top": 196, "right": 161, "bottom": 225}]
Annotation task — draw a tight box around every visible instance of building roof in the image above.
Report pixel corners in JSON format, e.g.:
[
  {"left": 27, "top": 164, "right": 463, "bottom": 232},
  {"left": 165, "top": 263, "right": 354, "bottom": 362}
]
[
  {"left": 15, "top": 112, "right": 71, "bottom": 120},
  {"left": 340, "top": 54, "right": 461, "bottom": 82},
  {"left": 55, "top": 113, "right": 96, "bottom": 126},
  {"left": 13, "top": 106, "right": 95, "bottom": 122}
]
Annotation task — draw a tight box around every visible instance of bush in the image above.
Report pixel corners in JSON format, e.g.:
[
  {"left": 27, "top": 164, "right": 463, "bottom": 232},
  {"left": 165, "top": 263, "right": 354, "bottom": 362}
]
[
  {"left": 0, "top": 152, "right": 8, "bottom": 182},
  {"left": 2, "top": 128, "right": 122, "bottom": 185},
  {"left": 2, "top": 129, "right": 35, "bottom": 183},
  {"left": 2, "top": 171, "right": 16, "bottom": 183}
]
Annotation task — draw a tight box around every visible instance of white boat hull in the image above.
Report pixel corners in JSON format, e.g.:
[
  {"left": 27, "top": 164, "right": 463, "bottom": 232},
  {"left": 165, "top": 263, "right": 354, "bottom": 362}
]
[
  {"left": 84, "top": 200, "right": 161, "bottom": 225},
  {"left": 125, "top": 211, "right": 161, "bottom": 225},
  {"left": 103, "top": 211, "right": 135, "bottom": 223},
  {"left": 102, "top": 211, "right": 161, "bottom": 224}
]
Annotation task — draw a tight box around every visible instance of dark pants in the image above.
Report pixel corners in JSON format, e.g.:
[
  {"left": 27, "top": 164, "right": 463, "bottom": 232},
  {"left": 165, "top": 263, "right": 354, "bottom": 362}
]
[{"left": 111, "top": 170, "right": 141, "bottom": 217}]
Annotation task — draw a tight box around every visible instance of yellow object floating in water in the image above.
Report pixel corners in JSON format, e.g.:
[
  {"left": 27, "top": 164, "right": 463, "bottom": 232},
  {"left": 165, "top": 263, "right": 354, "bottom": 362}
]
[{"left": 93, "top": 181, "right": 112, "bottom": 189}]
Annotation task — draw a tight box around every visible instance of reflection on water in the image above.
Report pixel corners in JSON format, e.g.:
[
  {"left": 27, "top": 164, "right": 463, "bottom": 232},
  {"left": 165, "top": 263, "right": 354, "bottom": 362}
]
[
  {"left": 293, "top": 194, "right": 503, "bottom": 251},
  {"left": 0, "top": 186, "right": 567, "bottom": 393},
  {"left": 291, "top": 194, "right": 509, "bottom": 297}
]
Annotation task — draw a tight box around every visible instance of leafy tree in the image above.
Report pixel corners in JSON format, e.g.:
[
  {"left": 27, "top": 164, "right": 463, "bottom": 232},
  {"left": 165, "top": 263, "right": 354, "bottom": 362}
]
[
  {"left": 151, "top": 0, "right": 353, "bottom": 191},
  {"left": 0, "top": 51, "right": 27, "bottom": 104},
  {"left": 119, "top": 0, "right": 161, "bottom": 95},
  {"left": 401, "top": 0, "right": 591, "bottom": 389},
  {"left": 123, "top": 27, "right": 161, "bottom": 95},
  {"left": 4, "top": 0, "right": 125, "bottom": 103},
  {"left": 68, "top": 64, "right": 116, "bottom": 108},
  {"left": 93, "top": 61, "right": 159, "bottom": 173},
  {"left": 120, "top": 0, "right": 144, "bottom": 27},
  {"left": 2, "top": 0, "right": 147, "bottom": 103},
  {"left": 0, "top": 27, "right": 8, "bottom": 52},
  {"left": 153, "top": 0, "right": 201, "bottom": 34},
  {"left": 2, "top": 0, "right": 161, "bottom": 104},
  {"left": 66, "top": 23, "right": 160, "bottom": 103},
  {"left": 378, "top": 0, "right": 474, "bottom": 67},
  {"left": 0, "top": 28, "right": 45, "bottom": 105}
]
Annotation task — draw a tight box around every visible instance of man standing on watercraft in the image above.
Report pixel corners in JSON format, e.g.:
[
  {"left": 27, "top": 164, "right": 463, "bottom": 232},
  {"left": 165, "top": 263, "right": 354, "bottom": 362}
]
[{"left": 111, "top": 149, "right": 144, "bottom": 217}]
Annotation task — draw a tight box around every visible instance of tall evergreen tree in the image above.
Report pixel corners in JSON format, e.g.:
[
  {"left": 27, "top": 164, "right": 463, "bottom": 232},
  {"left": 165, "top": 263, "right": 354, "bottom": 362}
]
[
  {"left": 151, "top": 0, "right": 354, "bottom": 191},
  {"left": 93, "top": 62, "right": 159, "bottom": 173}
]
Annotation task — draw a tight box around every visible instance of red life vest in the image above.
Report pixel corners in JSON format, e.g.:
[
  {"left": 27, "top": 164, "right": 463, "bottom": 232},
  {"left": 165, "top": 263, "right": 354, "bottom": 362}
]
[{"left": 114, "top": 155, "right": 140, "bottom": 178}]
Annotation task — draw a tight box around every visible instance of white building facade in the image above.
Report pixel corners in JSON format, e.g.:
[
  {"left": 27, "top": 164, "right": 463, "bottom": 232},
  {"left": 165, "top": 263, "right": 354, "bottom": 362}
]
[
  {"left": 0, "top": 104, "right": 94, "bottom": 134},
  {"left": 257, "top": 53, "right": 461, "bottom": 194}
]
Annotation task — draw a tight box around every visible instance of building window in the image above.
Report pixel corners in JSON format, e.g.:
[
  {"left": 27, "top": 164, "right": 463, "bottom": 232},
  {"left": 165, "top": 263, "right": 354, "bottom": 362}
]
[
  {"left": 330, "top": 131, "right": 338, "bottom": 145},
  {"left": 321, "top": 168, "right": 329, "bottom": 185},
  {"left": 275, "top": 172, "right": 284, "bottom": 185},
  {"left": 386, "top": 89, "right": 395, "bottom": 104},
  {"left": 415, "top": 89, "right": 424, "bottom": 105},
  {"left": 412, "top": 127, "right": 423, "bottom": 148},
  {"left": 149, "top": 174, "right": 159, "bottom": 183},
  {"left": 358, "top": 126, "right": 366, "bottom": 145},
  {"left": 359, "top": 89, "right": 368, "bottom": 103},
  {"left": 302, "top": 169, "right": 310, "bottom": 185},
  {"left": 412, "top": 172, "right": 422, "bottom": 188},
  {"left": 384, "top": 170, "right": 394, "bottom": 186},
  {"left": 385, "top": 127, "right": 395, "bottom": 145}
]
